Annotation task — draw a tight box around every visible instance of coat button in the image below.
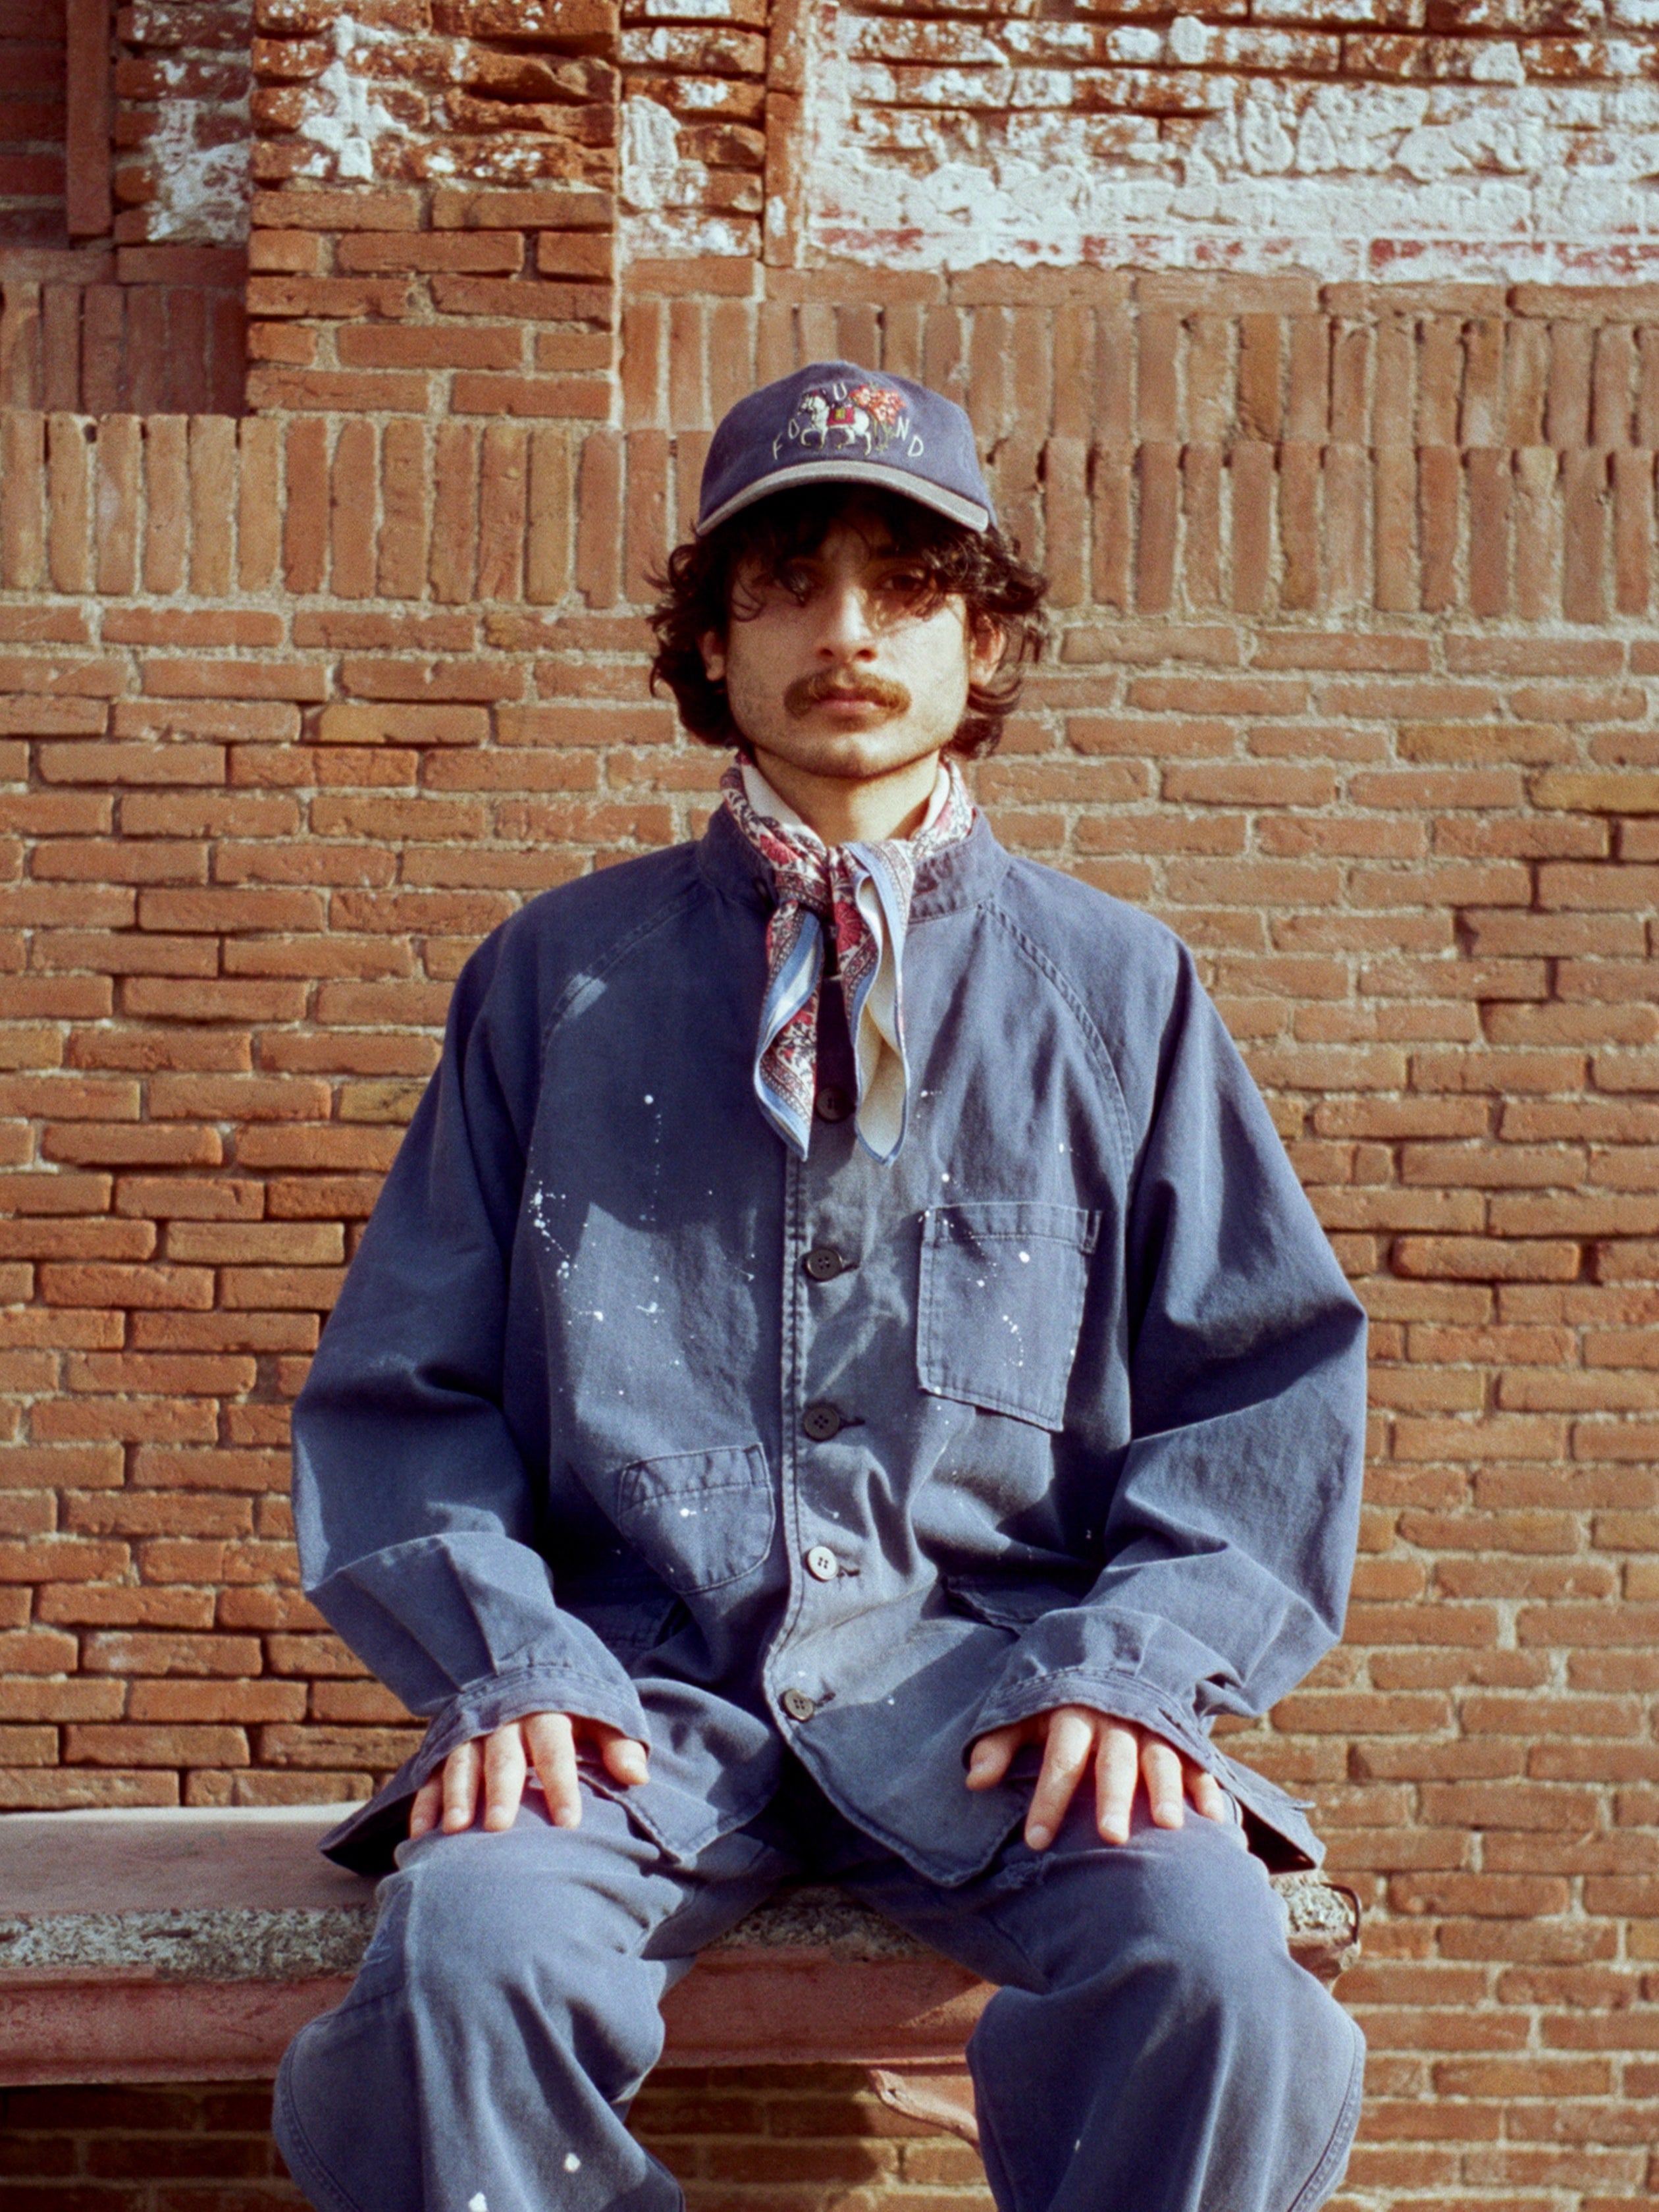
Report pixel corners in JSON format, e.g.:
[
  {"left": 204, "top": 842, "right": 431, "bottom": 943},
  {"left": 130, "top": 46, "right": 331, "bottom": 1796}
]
[
  {"left": 781, "top": 1688, "right": 817, "bottom": 1723},
  {"left": 814, "top": 1083, "right": 853, "bottom": 1123},
  {"left": 801, "top": 1402, "right": 845, "bottom": 1442},
  {"left": 804, "top": 1545, "right": 839, "bottom": 1582},
  {"left": 803, "top": 1245, "right": 849, "bottom": 1282}
]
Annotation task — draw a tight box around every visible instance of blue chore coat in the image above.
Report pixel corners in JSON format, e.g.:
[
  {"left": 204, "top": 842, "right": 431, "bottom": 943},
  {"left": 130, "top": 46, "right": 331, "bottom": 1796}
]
[{"left": 294, "top": 805, "right": 1368, "bottom": 1883}]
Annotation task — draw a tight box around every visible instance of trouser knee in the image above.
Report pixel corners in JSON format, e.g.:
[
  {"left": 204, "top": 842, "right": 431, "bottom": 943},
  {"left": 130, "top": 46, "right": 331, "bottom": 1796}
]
[
  {"left": 369, "top": 1823, "right": 669, "bottom": 2088},
  {"left": 962, "top": 1827, "right": 1363, "bottom": 2212}
]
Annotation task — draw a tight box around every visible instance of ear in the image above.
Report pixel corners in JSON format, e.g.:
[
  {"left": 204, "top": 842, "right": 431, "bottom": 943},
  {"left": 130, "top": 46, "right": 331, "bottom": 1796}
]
[
  {"left": 968, "top": 614, "right": 1006, "bottom": 688},
  {"left": 699, "top": 629, "right": 727, "bottom": 684}
]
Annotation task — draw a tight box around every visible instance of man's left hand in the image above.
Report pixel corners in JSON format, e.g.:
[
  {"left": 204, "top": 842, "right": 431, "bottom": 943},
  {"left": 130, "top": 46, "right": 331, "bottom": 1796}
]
[{"left": 966, "top": 1706, "right": 1229, "bottom": 1850}]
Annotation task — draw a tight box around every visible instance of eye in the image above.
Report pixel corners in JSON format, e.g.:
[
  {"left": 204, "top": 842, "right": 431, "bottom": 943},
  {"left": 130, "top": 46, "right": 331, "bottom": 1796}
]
[
  {"left": 881, "top": 568, "right": 933, "bottom": 607},
  {"left": 776, "top": 560, "right": 816, "bottom": 602}
]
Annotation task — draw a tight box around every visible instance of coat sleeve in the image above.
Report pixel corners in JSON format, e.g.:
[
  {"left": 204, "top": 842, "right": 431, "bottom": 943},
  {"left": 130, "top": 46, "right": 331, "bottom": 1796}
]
[
  {"left": 290, "top": 925, "right": 650, "bottom": 1783},
  {"left": 968, "top": 944, "right": 1368, "bottom": 1771}
]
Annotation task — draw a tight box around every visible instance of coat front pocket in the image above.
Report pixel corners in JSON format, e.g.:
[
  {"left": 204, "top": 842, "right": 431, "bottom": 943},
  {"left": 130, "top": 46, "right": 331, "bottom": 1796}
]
[
  {"left": 562, "top": 1564, "right": 688, "bottom": 1665},
  {"left": 614, "top": 1444, "right": 776, "bottom": 1595},
  {"left": 918, "top": 1202, "right": 1099, "bottom": 1431}
]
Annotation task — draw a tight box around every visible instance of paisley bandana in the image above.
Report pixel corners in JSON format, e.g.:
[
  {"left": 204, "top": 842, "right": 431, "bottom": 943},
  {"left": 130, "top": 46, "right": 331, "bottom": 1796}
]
[{"left": 720, "top": 755, "right": 976, "bottom": 1163}]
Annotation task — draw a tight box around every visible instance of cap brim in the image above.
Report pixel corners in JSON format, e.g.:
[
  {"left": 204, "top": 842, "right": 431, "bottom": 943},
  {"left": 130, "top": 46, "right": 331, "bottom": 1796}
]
[{"left": 697, "top": 458, "right": 990, "bottom": 538}]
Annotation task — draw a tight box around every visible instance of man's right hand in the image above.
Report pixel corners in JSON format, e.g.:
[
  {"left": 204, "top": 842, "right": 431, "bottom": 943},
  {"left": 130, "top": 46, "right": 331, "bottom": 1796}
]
[{"left": 408, "top": 1713, "right": 650, "bottom": 1839}]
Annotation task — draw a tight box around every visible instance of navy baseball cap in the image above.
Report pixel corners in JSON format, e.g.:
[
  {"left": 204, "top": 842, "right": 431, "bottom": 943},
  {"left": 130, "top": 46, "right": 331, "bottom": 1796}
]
[{"left": 695, "top": 362, "right": 995, "bottom": 537}]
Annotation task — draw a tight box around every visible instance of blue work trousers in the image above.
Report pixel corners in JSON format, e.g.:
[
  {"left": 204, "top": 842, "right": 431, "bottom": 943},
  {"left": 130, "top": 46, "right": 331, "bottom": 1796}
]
[{"left": 274, "top": 1765, "right": 1364, "bottom": 2212}]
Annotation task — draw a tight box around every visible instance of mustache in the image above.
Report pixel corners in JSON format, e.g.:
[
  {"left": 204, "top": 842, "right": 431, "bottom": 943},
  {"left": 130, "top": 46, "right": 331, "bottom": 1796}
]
[{"left": 785, "top": 671, "right": 911, "bottom": 720}]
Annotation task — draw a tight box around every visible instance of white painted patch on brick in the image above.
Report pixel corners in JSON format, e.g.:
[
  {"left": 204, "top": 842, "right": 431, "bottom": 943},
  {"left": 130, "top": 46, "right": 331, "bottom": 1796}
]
[
  {"left": 296, "top": 14, "right": 405, "bottom": 180},
  {"left": 619, "top": 92, "right": 758, "bottom": 257},
  {"left": 621, "top": 206, "right": 758, "bottom": 256},
  {"left": 1167, "top": 16, "right": 1210, "bottom": 66},
  {"left": 143, "top": 62, "right": 251, "bottom": 242},
  {"left": 797, "top": 11, "right": 1659, "bottom": 283},
  {"left": 621, "top": 95, "right": 683, "bottom": 211}
]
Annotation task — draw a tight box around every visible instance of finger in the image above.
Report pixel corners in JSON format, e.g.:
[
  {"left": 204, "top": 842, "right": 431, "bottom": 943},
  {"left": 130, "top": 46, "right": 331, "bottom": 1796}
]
[
  {"left": 596, "top": 1727, "right": 650, "bottom": 1789},
  {"left": 1024, "top": 1706, "right": 1097, "bottom": 1850},
  {"left": 1141, "top": 1736, "right": 1186, "bottom": 1829},
  {"left": 1188, "top": 1764, "right": 1230, "bottom": 1823},
  {"left": 408, "top": 1774, "right": 442, "bottom": 1840},
  {"left": 966, "top": 1722, "right": 1025, "bottom": 1792},
  {"left": 1093, "top": 1721, "right": 1141, "bottom": 1846},
  {"left": 525, "top": 1711, "right": 581, "bottom": 1829},
  {"left": 440, "top": 1736, "right": 481, "bottom": 1834},
  {"left": 483, "top": 1721, "right": 528, "bottom": 1833}
]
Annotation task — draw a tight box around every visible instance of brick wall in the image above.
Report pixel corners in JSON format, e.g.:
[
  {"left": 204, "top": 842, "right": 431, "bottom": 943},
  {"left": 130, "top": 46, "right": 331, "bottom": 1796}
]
[
  {"left": 2, "top": 265, "right": 1658, "bottom": 2212},
  {"left": 1, "top": 2067, "right": 990, "bottom": 2212},
  {"left": 6, "top": 0, "right": 1659, "bottom": 2152}
]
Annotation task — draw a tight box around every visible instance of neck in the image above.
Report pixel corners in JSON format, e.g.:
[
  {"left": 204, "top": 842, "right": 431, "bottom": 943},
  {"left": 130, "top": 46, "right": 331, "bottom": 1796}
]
[{"left": 746, "top": 747, "right": 944, "bottom": 845}]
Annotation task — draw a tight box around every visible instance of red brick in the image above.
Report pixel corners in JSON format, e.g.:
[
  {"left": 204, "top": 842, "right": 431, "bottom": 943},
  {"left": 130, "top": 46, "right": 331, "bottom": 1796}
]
[
  {"left": 431, "top": 186, "right": 612, "bottom": 230},
  {"left": 219, "top": 1265, "right": 346, "bottom": 1310},
  {"left": 32, "top": 740, "right": 214, "bottom": 795},
  {"left": 136, "top": 886, "right": 327, "bottom": 934},
  {"left": 38, "top": 1262, "right": 215, "bottom": 1309},
  {"left": 0, "top": 1536, "right": 131, "bottom": 1583},
  {"left": 138, "top": 658, "right": 327, "bottom": 702},
  {"left": 167, "top": 1221, "right": 342, "bottom": 1264},
  {"left": 247, "top": 367, "right": 433, "bottom": 412},
  {"left": 341, "top": 232, "right": 524, "bottom": 273},
  {"left": 120, "top": 978, "right": 309, "bottom": 1023},
  {"left": 252, "top": 187, "right": 421, "bottom": 230},
  {"left": 256, "top": 1720, "right": 422, "bottom": 1768},
  {"left": 340, "top": 322, "right": 524, "bottom": 369},
  {"left": 80, "top": 1631, "right": 263, "bottom": 1677},
  {"left": 41, "top": 1125, "right": 221, "bottom": 1167},
  {"left": 130, "top": 1311, "right": 317, "bottom": 1353},
  {"left": 0, "top": 1219, "right": 149, "bottom": 1271},
  {"left": 111, "top": 699, "right": 300, "bottom": 743},
  {"left": 246, "top": 274, "right": 413, "bottom": 319},
  {"left": 452, "top": 373, "right": 615, "bottom": 418},
  {"left": 0, "top": 1073, "right": 139, "bottom": 1119},
  {"left": 64, "top": 1723, "right": 250, "bottom": 1767}
]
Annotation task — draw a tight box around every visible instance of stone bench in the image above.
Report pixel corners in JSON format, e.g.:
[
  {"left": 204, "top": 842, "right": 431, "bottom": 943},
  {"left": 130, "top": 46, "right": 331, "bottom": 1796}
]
[{"left": 0, "top": 1806, "right": 1359, "bottom": 2140}]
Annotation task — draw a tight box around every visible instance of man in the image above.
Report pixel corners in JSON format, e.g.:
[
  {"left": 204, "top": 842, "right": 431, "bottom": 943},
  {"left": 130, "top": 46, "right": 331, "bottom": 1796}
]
[{"left": 275, "top": 364, "right": 1368, "bottom": 2212}]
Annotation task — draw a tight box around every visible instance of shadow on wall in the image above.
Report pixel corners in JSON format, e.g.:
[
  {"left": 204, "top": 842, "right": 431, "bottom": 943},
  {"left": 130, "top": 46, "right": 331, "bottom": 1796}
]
[{"left": 0, "top": 273, "right": 250, "bottom": 417}]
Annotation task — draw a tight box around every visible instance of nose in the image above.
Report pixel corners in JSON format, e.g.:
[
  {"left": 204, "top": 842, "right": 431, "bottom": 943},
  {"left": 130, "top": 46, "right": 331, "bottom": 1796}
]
[{"left": 815, "top": 578, "right": 877, "bottom": 662}]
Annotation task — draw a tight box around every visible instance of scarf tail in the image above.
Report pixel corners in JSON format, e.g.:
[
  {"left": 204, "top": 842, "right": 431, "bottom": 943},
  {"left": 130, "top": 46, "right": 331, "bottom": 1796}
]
[
  {"left": 720, "top": 759, "right": 975, "bottom": 1162},
  {"left": 752, "top": 909, "right": 823, "bottom": 1160}
]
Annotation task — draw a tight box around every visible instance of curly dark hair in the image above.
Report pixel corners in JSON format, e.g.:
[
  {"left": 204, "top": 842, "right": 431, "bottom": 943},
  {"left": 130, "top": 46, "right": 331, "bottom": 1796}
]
[{"left": 648, "top": 484, "right": 1049, "bottom": 761}]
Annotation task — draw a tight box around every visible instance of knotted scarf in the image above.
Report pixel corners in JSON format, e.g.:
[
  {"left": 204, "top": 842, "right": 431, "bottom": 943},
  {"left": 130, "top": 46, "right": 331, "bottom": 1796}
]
[{"left": 720, "top": 755, "right": 976, "bottom": 1163}]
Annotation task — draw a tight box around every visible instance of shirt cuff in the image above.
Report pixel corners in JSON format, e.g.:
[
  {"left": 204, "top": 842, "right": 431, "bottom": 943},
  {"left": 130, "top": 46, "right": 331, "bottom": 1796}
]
[
  {"left": 966, "top": 1665, "right": 1216, "bottom": 1774},
  {"left": 317, "top": 1659, "right": 652, "bottom": 1874}
]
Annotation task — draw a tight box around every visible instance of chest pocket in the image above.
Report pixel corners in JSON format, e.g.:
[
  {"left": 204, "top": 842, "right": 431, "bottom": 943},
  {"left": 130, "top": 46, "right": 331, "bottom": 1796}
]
[
  {"left": 614, "top": 1444, "right": 776, "bottom": 1595},
  {"left": 918, "top": 1202, "right": 1100, "bottom": 1432}
]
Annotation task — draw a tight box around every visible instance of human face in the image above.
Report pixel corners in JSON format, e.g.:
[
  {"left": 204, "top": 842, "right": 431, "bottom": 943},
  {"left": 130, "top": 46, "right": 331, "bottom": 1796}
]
[{"left": 698, "top": 514, "right": 1005, "bottom": 844}]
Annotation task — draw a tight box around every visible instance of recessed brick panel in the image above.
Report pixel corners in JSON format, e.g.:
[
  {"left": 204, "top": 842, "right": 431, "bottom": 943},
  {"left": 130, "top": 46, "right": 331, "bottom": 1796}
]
[{"left": 0, "top": 0, "right": 68, "bottom": 249}]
